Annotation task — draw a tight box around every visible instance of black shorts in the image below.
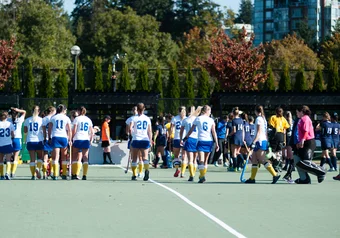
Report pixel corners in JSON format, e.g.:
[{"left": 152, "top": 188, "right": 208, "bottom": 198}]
[
  {"left": 270, "top": 132, "right": 284, "bottom": 152},
  {"left": 101, "top": 141, "right": 110, "bottom": 148}
]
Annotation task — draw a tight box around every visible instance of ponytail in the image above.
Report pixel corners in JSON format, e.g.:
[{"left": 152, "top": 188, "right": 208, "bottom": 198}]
[
  {"left": 56, "top": 104, "right": 66, "bottom": 114},
  {"left": 32, "top": 105, "right": 40, "bottom": 122}
]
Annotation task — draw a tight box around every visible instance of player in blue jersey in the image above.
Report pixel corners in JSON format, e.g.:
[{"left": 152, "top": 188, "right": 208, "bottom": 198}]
[
  {"left": 316, "top": 112, "right": 334, "bottom": 171},
  {"left": 212, "top": 115, "right": 228, "bottom": 167},
  {"left": 152, "top": 116, "right": 168, "bottom": 168},
  {"left": 330, "top": 113, "right": 339, "bottom": 172},
  {"left": 229, "top": 107, "right": 244, "bottom": 171}
]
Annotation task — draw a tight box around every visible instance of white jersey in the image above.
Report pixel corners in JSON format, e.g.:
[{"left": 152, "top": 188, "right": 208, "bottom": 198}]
[
  {"left": 73, "top": 115, "right": 93, "bottom": 141},
  {"left": 24, "top": 116, "right": 44, "bottom": 142},
  {"left": 254, "top": 116, "right": 267, "bottom": 142},
  {"left": 42, "top": 115, "right": 53, "bottom": 139},
  {"left": 193, "top": 115, "right": 214, "bottom": 141},
  {"left": 131, "top": 114, "right": 151, "bottom": 141},
  {"left": 182, "top": 116, "right": 197, "bottom": 139},
  {"left": 125, "top": 114, "right": 137, "bottom": 136},
  {"left": 8, "top": 115, "right": 24, "bottom": 139},
  {"left": 171, "top": 115, "right": 187, "bottom": 140},
  {"left": 50, "top": 114, "right": 71, "bottom": 138},
  {"left": 0, "top": 120, "right": 14, "bottom": 146}
]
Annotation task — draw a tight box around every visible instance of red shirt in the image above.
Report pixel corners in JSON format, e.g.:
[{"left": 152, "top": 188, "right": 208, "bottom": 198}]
[{"left": 298, "top": 115, "right": 314, "bottom": 142}]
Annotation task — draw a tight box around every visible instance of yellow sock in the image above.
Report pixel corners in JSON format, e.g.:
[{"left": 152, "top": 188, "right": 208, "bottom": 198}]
[
  {"left": 77, "top": 162, "right": 82, "bottom": 175},
  {"left": 50, "top": 160, "right": 54, "bottom": 175},
  {"left": 0, "top": 163, "right": 4, "bottom": 176},
  {"left": 6, "top": 162, "right": 11, "bottom": 174},
  {"left": 198, "top": 164, "right": 205, "bottom": 178},
  {"left": 11, "top": 161, "right": 18, "bottom": 175},
  {"left": 37, "top": 160, "right": 43, "bottom": 170},
  {"left": 131, "top": 162, "right": 137, "bottom": 176},
  {"left": 181, "top": 163, "right": 187, "bottom": 175},
  {"left": 193, "top": 164, "right": 197, "bottom": 175},
  {"left": 83, "top": 162, "right": 88, "bottom": 176},
  {"left": 265, "top": 163, "right": 277, "bottom": 176},
  {"left": 250, "top": 165, "right": 258, "bottom": 180},
  {"left": 138, "top": 162, "right": 144, "bottom": 174},
  {"left": 62, "top": 161, "right": 68, "bottom": 176},
  {"left": 42, "top": 162, "right": 48, "bottom": 176},
  {"left": 30, "top": 162, "right": 36, "bottom": 176},
  {"left": 203, "top": 165, "right": 208, "bottom": 176},
  {"left": 53, "top": 163, "right": 59, "bottom": 177},
  {"left": 144, "top": 161, "right": 149, "bottom": 171},
  {"left": 188, "top": 163, "right": 194, "bottom": 177},
  {"left": 72, "top": 162, "right": 77, "bottom": 175}
]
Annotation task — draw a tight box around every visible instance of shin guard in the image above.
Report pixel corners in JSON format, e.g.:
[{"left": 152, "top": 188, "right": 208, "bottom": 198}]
[{"left": 296, "top": 160, "right": 326, "bottom": 176}]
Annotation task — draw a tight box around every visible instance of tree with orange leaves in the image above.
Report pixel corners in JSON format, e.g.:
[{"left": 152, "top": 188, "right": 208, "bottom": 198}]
[
  {"left": 0, "top": 38, "right": 20, "bottom": 89},
  {"left": 198, "top": 28, "right": 266, "bottom": 91}
]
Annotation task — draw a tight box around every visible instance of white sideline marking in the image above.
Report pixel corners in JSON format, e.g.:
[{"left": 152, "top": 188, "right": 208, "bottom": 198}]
[{"left": 117, "top": 166, "right": 247, "bottom": 238}]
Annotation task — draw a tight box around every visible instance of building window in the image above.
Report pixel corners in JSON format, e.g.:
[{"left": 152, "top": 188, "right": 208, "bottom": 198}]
[
  {"left": 266, "top": 22, "right": 273, "bottom": 30},
  {"left": 274, "top": 22, "right": 288, "bottom": 32},
  {"left": 266, "top": 0, "right": 273, "bottom": 8},
  {"left": 265, "top": 33, "right": 272, "bottom": 42},
  {"left": 291, "top": 8, "right": 302, "bottom": 18},
  {"left": 291, "top": 20, "right": 301, "bottom": 30},
  {"left": 265, "top": 11, "right": 272, "bottom": 20}
]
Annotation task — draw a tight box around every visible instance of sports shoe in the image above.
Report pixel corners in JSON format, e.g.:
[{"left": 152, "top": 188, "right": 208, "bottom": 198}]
[
  {"left": 214, "top": 161, "right": 219, "bottom": 167},
  {"left": 223, "top": 162, "right": 228, "bottom": 167},
  {"left": 228, "top": 167, "right": 236, "bottom": 172},
  {"left": 35, "top": 168, "right": 41, "bottom": 179},
  {"left": 137, "top": 173, "right": 143, "bottom": 178},
  {"left": 317, "top": 175, "right": 325, "bottom": 183},
  {"left": 143, "top": 170, "right": 149, "bottom": 181},
  {"left": 52, "top": 176, "right": 58, "bottom": 180},
  {"left": 333, "top": 174, "right": 340, "bottom": 180},
  {"left": 188, "top": 176, "right": 194, "bottom": 182},
  {"left": 180, "top": 174, "right": 185, "bottom": 178},
  {"left": 31, "top": 176, "right": 36, "bottom": 180},
  {"left": 61, "top": 175, "right": 67, "bottom": 180},
  {"left": 71, "top": 175, "right": 80, "bottom": 180},
  {"left": 328, "top": 168, "right": 335, "bottom": 172},
  {"left": 131, "top": 175, "right": 137, "bottom": 181},
  {"left": 174, "top": 169, "right": 180, "bottom": 177},
  {"left": 10, "top": 173, "right": 14, "bottom": 178},
  {"left": 244, "top": 178, "right": 255, "bottom": 183},
  {"left": 294, "top": 178, "right": 311, "bottom": 184},
  {"left": 283, "top": 173, "right": 291, "bottom": 181},
  {"left": 272, "top": 175, "right": 281, "bottom": 184},
  {"left": 198, "top": 176, "right": 206, "bottom": 183},
  {"left": 82, "top": 175, "right": 87, "bottom": 180},
  {"left": 5, "top": 173, "right": 10, "bottom": 180},
  {"left": 42, "top": 176, "right": 47, "bottom": 180}
]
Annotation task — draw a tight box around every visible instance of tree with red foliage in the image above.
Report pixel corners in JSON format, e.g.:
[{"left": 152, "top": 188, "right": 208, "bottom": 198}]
[
  {"left": 0, "top": 38, "right": 20, "bottom": 89},
  {"left": 198, "top": 28, "right": 266, "bottom": 91}
]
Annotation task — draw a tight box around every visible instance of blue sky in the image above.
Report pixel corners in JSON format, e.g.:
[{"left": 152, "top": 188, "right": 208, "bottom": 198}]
[{"left": 63, "top": 0, "right": 238, "bottom": 14}]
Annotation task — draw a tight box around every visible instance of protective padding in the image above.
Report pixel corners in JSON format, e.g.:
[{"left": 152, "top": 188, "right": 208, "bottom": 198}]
[{"left": 296, "top": 160, "right": 326, "bottom": 176}]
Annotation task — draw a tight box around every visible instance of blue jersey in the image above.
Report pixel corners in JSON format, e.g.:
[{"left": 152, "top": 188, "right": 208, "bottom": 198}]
[
  {"left": 232, "top": 117, "right": 243, "bottom": 138},
  {"left": 249, "top": 124, "right": 255, "bottom": 141},
  {"left": 321, "top": 120, "right": 333, "bottom": 140},
  {"left": 244, "top": 121, "right": 252, "bottom": 144},
  {"left": 226, "top": 121, "right": 232, "bottom": 137},
  {"left": 216, "top": 120, "right": 227, "bottom": 139},
  {"left": 156, "top": 124, "right": 167, "bottom": 138},
  {"left": 332, "top": 122, "right": 340, "bottom": 141}
]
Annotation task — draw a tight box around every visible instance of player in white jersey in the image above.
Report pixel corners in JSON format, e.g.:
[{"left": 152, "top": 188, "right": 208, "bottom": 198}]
[
  {"left": 180, "top": 106, "right": 202, "bottom": 181},
  {"left": 245, "top": 105, "right": 280, "bottom": 184},
  {"left": 129, "top": 103, "right": 152, "bottom": 181},
  {"left": 170, "top": 106, "right": 187, "bottom": 177},
  {"left": 48, "top": 104, "right": 72, "bottom": 180},
  {"left": 7, "top": 107, "right": 26, "bottom": 178},
  {"left": 42, "top": 106, "right": 56, "bottom": 179},
  {"left": 24, "top": 105, "right": 44, "bottom": 180},
  {"left": 72, "top": 106, "right": 93, "bottom": 180},
  {"left": 0, "top": 111, "right": 15, "bottom": 180},
  {"left": 184, "top": 105, "right": 219, "bottom": 183}
]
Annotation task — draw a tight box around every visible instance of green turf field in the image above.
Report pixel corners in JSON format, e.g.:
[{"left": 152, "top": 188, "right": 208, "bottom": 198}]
[{"left": 1, "top": 165, "right": 339, "bottom": 238}]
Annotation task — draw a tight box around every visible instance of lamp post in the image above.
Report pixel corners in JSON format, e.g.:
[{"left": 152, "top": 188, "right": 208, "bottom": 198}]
[
  {"left": 111, "top": 53, "right": 126, "bottom": 92},
  {"left": 71, "top": 45, "right": 81, "bottom": 91}
]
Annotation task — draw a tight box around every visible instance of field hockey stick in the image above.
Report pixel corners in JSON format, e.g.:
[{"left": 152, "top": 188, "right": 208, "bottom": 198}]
[
  {"left": 240, "top": 142, "right": 253, "bottom": 183},
  {"left": 68, "top": 146, "right": 72, "bottom": 179},
  {"left": 125, "top": 150, "right": 131, "bottom": 174}
]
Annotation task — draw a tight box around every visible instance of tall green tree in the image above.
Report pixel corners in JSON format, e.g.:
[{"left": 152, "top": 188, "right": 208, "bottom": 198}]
[
  {"left": 11, "top": 67, "right": 20, "bottom": 92},
  {"left": 119, "top": 62, "right": 131, "bottom": 91},
  {"left": 184, "top": 65, "right": 195, "bottom": 106},
  {"left": 312, "top": 67, "right": 324, "bottom": 92},
  {"left": 136, "top": 62, "right": 149, "bottom": 91},
  {"left": 153, "top": 65, "right": 164, "bottom": 114},
  {"left": 77, "top": 60, "right": 85, "bottom": 91},
  {"left": 168, "top": 62, "right": 180, "bottom": 114},
  {"left": 327, "top": 59, "right": 338, "bottom": 92},
  {"left": 55, "top": 68, "right": 68, "bottom": 98},
  {"left": 296, "top": 20, "right": 317, "bottom": 50},
  {"left": 197, "top": 67, "right": 210, "bottom": 105},
  {"left": 263, "top": 63, "right": 275, "bottom": 91},
  {"left": 24, "top": 59, "right": 35, "bottom": 98},
  {"left": 235, "top": 0, "right": 253, "bottom": 24},
  {"left": 94, "top": 56, "right": 103, "bottom": 92},
  {"left": 294, "top": 66, "right": 308, "bottom": 92},
  {"left": 105, "top": 63, "right": 112, "bottom": 92},
  {"left": 279, "top": 63, "right": 291, "bottom": 92},
  {"left": 39, "top": 65, "right": 53, "bottom": 98}
]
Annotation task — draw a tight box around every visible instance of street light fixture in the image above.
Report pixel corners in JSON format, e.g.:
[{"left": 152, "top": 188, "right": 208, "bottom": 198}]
[{"left": 71, "top": 45, "right": 81, "bottom": 90}]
